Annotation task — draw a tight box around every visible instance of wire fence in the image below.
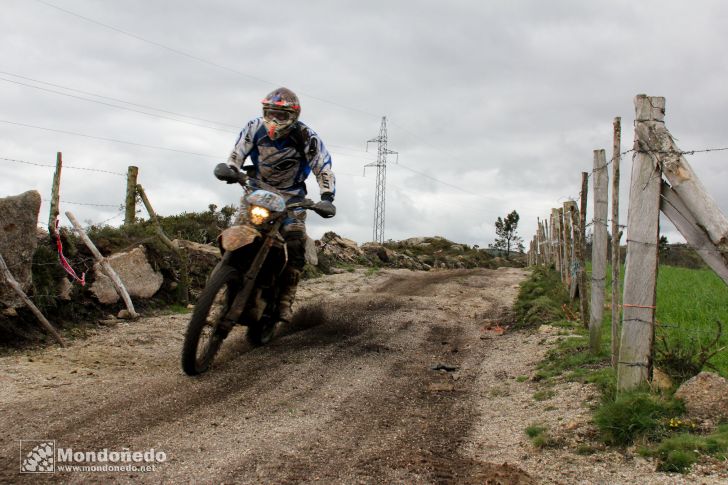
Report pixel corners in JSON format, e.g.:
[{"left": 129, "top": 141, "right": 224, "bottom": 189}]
[
  {"left": 527, "top": 103, "right": 728, "bottom": 389},
  {"left": 0, "top": 155, "right": 126, "bottom": 176}
]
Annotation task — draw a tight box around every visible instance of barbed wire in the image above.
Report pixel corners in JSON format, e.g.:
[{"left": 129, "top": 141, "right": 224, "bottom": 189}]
[
  {"left": 583, "top": 219, "right": 627, "bottom": 229},
  {"left": 536, "top": 142, "right": 728, "bottom": 229},
  {"left": 0, "top": 155, "right": 126, "bottom": 176},
  {"left": 41, "top": 198, "right": 123, "bottom": 208},
  {"left": 90, "top": 210, "right": 127, "bottom": 227}
]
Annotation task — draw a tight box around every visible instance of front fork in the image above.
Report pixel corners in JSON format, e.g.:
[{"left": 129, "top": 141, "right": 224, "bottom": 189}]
[{"left": 217, "top": 224, "right": 282, "bottom": 335}]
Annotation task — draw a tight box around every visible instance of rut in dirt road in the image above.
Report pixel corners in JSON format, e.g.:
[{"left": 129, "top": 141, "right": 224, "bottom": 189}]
[{"left": 0, "top": 268, "right": 533, "bottom": 484}]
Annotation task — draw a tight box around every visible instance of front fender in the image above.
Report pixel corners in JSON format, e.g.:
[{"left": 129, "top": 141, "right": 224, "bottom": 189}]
[{"left": 218, "top": 225, "right": 261, "bottom": 253}]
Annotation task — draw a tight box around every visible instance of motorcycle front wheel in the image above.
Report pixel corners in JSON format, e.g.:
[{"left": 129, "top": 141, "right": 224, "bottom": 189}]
[{"left": 181, "top": 264, "right": 239, "bottom": 375}]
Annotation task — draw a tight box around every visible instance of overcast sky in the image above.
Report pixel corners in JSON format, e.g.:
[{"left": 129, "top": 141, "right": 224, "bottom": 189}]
[{"left": 2, "top": 0, "right": 727, "bottom": 247}]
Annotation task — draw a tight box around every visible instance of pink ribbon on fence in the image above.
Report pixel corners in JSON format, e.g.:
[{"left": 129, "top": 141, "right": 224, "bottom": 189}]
[{"left": 54, "top": 219, "right": 86, "bottom": 286}]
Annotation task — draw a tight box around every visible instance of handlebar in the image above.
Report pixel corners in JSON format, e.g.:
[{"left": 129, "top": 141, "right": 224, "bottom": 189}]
[
  {"left": 288, "top": 198, "right": 335, "bottom": 218},
  {"left": 214, "top": 163, "right": 335, "bottom": 218}
]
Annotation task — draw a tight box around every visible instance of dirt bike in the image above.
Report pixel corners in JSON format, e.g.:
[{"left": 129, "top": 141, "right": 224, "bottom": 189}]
[{"left": 181, "top": 163, "right": 335, "bottom": 376}]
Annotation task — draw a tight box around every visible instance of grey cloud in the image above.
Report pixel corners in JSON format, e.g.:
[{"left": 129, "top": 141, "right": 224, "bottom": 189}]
[{"left": 1, "top": 0, "right": 727, "bottom": 248}]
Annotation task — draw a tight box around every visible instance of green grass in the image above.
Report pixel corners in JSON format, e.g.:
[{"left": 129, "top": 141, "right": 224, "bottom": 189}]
[
  {"left": 588, "top": 262, "right": 728, "bottom": 380},
  {"left": 533, "top": 389, "right": 556, "bottom": 401},
  {"left": 524, "top": 424, "right": 558, "bottom": 448},
  {"left": 655, "top": 266, "right": 728, "bottom": 378},
  {"left": 365, "top": 266, "right": 381, "bottom": 277},
  {"left": 166, "top": 304, "right": 191, "bottom": 314},
  {"left": 514, "top": 266, "right": 572, "bottom": 328},
  {"left": 593, "top": 390, "right": 684, "bottom": 446},
  {"left": 525, "top": 425, "right": 547, "bottom": 438},
  {"left": 645, "top": 424, "right": 728, "bottom": 473},
  {"left": 519, "top": 263, "right": 728, "bottom": 472}
]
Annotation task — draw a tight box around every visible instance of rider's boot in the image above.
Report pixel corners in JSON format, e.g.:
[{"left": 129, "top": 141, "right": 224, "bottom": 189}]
[{"left": 277, "top": 266, "right": 301, "bottom": 323}]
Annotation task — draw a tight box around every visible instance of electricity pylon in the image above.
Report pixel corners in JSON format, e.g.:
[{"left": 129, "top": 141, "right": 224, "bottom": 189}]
[{"left": 365, "top": 116, "right": 398, "bottom": 243}]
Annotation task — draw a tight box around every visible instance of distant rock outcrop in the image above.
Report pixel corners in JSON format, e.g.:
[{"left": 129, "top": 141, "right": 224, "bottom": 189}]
[
  {"left": 314, "top": 233, "right": 498, "bottom": 272},
  {"left": 0, "top": 190, "right": 42, "bottom": 308}
]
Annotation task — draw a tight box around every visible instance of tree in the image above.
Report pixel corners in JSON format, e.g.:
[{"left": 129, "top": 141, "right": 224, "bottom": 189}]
[
  {"left": 492, "top": 210, "right": 524, "bottom": 258},
  {"left": 658, "top": 235, "right": 670, "bottom": 260}
]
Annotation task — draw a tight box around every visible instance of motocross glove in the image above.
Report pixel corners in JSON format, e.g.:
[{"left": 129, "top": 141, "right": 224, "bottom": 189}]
[
  {"left": 214, "top": 163, "right": 243, "bottom": 184},
  {"left": 313, "top": 199, "right": 336, "bottom": 218}
]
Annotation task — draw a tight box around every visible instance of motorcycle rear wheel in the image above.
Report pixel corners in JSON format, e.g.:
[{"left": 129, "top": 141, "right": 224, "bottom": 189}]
[{"left": 181, "top": 264, "right": 239, "bottom": 375}]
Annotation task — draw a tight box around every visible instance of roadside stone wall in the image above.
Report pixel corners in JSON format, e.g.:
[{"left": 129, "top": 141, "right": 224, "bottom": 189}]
[{"left": 0, "top": 191, "right": 41, "bottom": 308}]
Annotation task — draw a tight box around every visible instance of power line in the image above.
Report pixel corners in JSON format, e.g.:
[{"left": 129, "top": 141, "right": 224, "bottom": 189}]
[
  {"left": 0, "top": 70, "right": 241, "bottom": 129},
  {"left": 0, "top": 119, "right": 220, "bottom": 158},
  {"left": 392, "top": 163, "right": 478, "bottom": 196},
  {"left": 33, "top": 0, "right": 380, "bottom": 119},
  {"left": 1, "top": 122, "right": 378, "bottom": 174},
  {"left": 0, "top": 72, "right": 374, "bottom": 158},
  {"left": 388, "top": 119, "right": 478, "bottom": 167},
  {"left": 0, "top": 76, "right": 236, "bottom": 133},
  {"left": 21, "top": 4, "right": 482, "bottom": 180}
]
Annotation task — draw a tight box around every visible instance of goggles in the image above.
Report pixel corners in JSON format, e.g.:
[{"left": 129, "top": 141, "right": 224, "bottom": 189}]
[{"left": 263, "top": 108, "right": 295, "bottom": 123}]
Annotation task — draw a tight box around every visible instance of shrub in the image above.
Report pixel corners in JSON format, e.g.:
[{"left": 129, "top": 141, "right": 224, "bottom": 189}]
[
  {"left": 593, "top": 391, "right": 684, "bottom": 446},
  {"left": 651, "top": 425, "right": 728, "bottom": 473},
  {"left": 655, "top": 320, "right": 724, "bottom": 384},
  {"left": 524, "top": 425, "right": 557, "bottom": 448},
  {"left": 514, "top": 266, "right": 571, "bottom": 327}
]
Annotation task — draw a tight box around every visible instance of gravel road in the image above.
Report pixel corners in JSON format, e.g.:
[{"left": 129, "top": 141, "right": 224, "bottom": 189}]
[
  {"left": 4, "top": 267, "right": 720, "bottom": 484},
  {"left": 0, "top": 267, "right": 533, "bottom": 484}
]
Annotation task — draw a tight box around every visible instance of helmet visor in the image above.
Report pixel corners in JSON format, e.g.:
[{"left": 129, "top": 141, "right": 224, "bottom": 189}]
[{"left": 263, "top": 108, "right": 295, "bottom": 123}]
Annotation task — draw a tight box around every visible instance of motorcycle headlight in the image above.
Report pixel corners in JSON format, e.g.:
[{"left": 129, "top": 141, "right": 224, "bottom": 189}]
[{"left": 249, "top": 205, "right": 270, "bottom": 225}]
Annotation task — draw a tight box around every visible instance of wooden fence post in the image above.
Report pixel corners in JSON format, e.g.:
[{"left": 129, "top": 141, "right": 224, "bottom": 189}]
[
  {"left": 538, "top": 221, "right": 547, "bottom": 266},
  {"left": 562, "top": 202, "right": 575, "bottom": 288},
  {"left": 611, "top": 117, "right": 622, "bottom": 367},
  {"left": 564, "top": 201, "right": 578, "bottom": 299},
  {"left": 124, "top": 166, "right": 139, "bottom": 225},
  {"left": 617, "top": 95, "right": 663, "bottom": 391},
  {"left": 551, "top": 208, "right": 562, "bottom": 277},
  {"left": 48, "top": 151, "right": 62, "bottom": 235},
  {"left": 0, "top": 253, "right": 65, "bottom": 347},
  {"left": 590, "top": 149, "right": 609, "bottom": 353},
  {"left": 557, "top": 207, "right": 569, "bottom": 284},
  {"left": 535, "top": 220, "right": 542, "bottom": 266},
  {"left": 136, "top": 184, "right": 190, "bottom": 304},
  {"left": 661, "top": 182, "right": 728, "bottom": 284},
  {"left": 66, "top": 211, "right": 139, "bottom": 319},
  {"left": 578, "top": 171, "right": 589, "bottom": 328},
  {"left": 529, "top": 239, "right": 534, "bottom": 266},
  {"left": 543, "top": 220, "right": 551, "bottom": 265},
  {"left": 636, "top": 99, "right": 728, "bottom": 275}
]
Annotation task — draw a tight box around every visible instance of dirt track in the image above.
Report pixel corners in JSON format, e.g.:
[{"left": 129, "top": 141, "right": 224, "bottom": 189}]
[{"left": 0, "top": 267, "right": 533, "bottom": 484}]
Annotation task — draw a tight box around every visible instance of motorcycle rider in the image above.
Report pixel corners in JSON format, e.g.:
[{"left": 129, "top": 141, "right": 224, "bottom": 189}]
[{"left": 223, "top": 87, "right": 336, "bottom": 324}]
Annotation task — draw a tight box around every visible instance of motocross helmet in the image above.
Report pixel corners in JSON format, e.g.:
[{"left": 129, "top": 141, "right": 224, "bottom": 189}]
[{"left": 261, "top": 87, "right": 300, "bottom": 140}]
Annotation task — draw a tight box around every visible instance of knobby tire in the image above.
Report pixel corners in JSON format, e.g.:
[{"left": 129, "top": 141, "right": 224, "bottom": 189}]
[{"left": 181, "top": 264, "right": 239, "bottom": 375}]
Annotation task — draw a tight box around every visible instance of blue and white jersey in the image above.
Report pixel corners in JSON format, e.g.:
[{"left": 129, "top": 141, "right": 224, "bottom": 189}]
[{"left": 227, "top": 118, "right": 335, "bottom": 200}]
